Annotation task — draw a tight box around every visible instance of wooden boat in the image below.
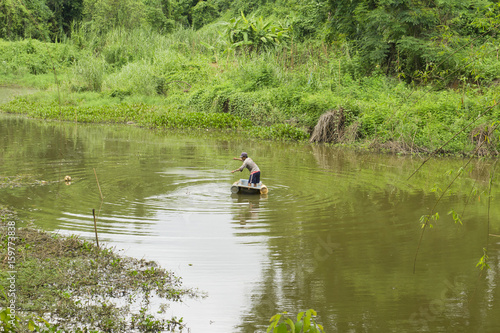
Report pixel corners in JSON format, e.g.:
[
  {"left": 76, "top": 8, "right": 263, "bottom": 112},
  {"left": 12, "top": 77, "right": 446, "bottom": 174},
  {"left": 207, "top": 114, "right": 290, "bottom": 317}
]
[{"left": 231, "top": 179, "right": 268, "bottom": 195}]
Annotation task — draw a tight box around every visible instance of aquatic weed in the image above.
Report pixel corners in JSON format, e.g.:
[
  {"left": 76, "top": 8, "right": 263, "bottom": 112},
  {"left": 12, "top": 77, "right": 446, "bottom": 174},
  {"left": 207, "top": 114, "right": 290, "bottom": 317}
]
[{"left": 0, "top": 208, "right": 203, "bottom": 332}]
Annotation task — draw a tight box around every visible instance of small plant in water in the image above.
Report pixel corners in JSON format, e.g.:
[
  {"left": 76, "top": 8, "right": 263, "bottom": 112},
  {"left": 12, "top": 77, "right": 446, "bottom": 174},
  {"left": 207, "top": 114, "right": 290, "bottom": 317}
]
[
  {"left": 476, "top": 248, "right": 490, "bottom": 271},
  {"left": 131, "top": 308, "right": 184, "bottom": 332},
  {"left": 267, "top": 309, "right": 324, "bottom": 333},
  {"left": 0, "top": 286, "right": 20, "bottom": 332}
]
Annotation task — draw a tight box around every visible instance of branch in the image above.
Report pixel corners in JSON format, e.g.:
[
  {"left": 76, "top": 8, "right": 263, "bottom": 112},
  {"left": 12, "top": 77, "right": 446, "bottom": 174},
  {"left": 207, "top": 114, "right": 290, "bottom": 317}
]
[{"left": 413, "top": 122, "right": 500, "bottom": 273}]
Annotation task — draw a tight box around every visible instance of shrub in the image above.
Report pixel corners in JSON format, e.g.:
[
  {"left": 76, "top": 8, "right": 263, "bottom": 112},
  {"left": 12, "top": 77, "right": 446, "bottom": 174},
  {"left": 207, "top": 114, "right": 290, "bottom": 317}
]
[
  {"left": 219, "top": 12, "right": 292, "bottom": 53},
  {"left": 0, "top": 39, "right": 78, "bottom": 76}
]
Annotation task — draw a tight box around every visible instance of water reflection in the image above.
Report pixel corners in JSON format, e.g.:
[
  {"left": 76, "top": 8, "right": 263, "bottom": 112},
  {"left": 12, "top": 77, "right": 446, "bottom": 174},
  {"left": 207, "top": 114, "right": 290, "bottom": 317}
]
[{"left": 231, "top": 194, "right": 264, "bottom": 226}]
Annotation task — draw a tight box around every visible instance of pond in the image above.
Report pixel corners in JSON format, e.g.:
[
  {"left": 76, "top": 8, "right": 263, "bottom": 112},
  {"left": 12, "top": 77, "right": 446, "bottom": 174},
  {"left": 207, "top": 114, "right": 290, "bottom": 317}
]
[{"left": 0, "top": 113, "right": 499, "bottom": 332}]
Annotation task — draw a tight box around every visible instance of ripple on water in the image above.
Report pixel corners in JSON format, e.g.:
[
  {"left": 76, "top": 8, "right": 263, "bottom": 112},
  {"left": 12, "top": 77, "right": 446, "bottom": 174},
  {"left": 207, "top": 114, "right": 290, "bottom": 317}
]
[
  {"left": 3, "top": 114, "right": 499, "bottom": 333},
  {"left": 58, "top": 211, "right": 157, "bottom": 236}
]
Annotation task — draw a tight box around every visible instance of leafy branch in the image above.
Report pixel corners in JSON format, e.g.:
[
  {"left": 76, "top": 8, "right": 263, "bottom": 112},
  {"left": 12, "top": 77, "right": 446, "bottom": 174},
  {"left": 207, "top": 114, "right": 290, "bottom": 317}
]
[
  {"left": 413, "top": 122, "right": 500, "bottom": 273},
  {"left": 476, "top": 248, "right": 490, "bottom": 271}
]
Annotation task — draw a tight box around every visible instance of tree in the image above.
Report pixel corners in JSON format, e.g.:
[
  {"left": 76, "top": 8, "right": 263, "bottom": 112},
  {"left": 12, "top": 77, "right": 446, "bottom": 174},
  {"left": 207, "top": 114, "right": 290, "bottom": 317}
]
[
  {"left": 0, "top": 0, "right": 52, "bottom": 40},
  {"left": 46, "top": 0, "right": 84, "bottom": 39},
  {"left": 82, "top": 0, "right": 147, "bottom": 32},
  {"left": 325, "top": 0, "right": 498, "bottom": 81},
  {"left": 191, "top": 0, "right": 218, "bottom": 30}
]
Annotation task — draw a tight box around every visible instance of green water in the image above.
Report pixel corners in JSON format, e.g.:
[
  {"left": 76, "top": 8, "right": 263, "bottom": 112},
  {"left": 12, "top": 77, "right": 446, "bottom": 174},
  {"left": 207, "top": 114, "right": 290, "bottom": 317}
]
[{"left": 1, "top": 113, "right": 499, "bottom": 332}]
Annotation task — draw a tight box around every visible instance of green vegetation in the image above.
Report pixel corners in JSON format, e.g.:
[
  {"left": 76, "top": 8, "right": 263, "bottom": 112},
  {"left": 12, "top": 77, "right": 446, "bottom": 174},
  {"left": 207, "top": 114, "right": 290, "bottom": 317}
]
[
  {"left": 267, "top": 309, "right": 324, "bottom": 333},
  {"left": 1, "top": 2, "right": 499, "bottom": 330},
  {"left": 0, "top": 205, "right": 201, "bottom": 332},
  {"left": 0, "top": 0, "right": 499, "bottom": 153},
  {"left": 4, "top": 97, "right": 248, "bottom": 128}
]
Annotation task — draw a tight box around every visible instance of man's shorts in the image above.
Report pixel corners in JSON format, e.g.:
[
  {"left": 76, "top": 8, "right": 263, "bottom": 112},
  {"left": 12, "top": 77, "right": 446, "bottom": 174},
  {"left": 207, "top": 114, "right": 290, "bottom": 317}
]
[{"left": 249, "top": 171, "right": 260, "bottom": 184}]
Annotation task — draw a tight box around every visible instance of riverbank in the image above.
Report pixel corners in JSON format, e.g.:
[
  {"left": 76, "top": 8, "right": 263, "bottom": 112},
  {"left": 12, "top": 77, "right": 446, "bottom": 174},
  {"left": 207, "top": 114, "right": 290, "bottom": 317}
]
[
  {"left": 1, "top": 35, "right": 499, "bottom": 155},
  {"left": 2, "top": 83, "right": 498, "bottom": 157},
  {"left": 0, "top": 94, "right": 309, "bottom": 142},
  {"left": 0, "top": 205, "right": 201, "bottom": 332}
]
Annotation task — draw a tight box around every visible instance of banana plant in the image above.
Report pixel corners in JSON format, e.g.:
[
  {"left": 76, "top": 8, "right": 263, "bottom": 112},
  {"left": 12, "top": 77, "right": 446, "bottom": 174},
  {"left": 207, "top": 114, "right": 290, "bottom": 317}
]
[{"left": 219, "top": 12, "right": 291, "bottom": 53}]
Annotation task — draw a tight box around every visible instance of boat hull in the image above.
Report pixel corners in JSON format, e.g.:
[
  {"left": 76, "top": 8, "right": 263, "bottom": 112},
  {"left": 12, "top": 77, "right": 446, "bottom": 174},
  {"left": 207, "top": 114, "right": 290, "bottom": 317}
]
[{"left": 231, "top": 179, "right": 268, "bottom": 195}]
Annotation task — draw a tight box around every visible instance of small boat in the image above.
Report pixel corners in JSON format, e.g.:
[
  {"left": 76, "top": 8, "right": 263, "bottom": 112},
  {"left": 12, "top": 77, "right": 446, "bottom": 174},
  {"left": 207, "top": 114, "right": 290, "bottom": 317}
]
[{"left": 231, "top": 179, "right": 268, "bottom": 195}]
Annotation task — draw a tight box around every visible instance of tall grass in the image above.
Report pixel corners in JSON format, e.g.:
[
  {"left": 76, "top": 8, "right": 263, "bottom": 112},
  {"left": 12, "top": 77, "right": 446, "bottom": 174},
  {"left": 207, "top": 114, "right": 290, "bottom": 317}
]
[
  {"left": 72, "top": 52, "right": 107, "bottom": 92},
  {"left": 1, "top": 24, "right": 499, "bottom": 151},
  {"left": 104, "top": 60, "right": 157, "bottom": 95}
]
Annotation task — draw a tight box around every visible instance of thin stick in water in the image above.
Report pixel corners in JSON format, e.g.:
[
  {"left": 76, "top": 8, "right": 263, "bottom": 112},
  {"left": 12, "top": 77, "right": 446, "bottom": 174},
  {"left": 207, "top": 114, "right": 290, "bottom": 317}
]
[
  {"left": 486, "top": 159, "right": 497, "bottom": 246},
  {"left": 93, "top": 208, "right": 100, "bottom": 249}
]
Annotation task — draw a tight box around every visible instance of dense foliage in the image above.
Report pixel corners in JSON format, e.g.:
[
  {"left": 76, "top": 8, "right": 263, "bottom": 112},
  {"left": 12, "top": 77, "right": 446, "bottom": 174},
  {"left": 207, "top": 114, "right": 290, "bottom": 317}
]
[
  {"left": 0, "top": 0, "right": 499, "bottom": 153},
  {"left": 2, "top": 0, "right": 499, "bottom": 78}
]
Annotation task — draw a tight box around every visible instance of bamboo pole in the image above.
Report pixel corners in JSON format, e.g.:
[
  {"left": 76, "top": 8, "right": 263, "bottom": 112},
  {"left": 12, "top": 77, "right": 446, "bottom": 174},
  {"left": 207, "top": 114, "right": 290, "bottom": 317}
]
[{"left": 93, "top": 168, "right": 103, "bottom": 200}]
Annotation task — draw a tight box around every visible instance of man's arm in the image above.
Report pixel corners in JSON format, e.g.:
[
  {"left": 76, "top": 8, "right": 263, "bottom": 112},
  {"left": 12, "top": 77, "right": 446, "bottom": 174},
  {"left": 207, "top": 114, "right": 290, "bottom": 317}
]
[{"left": 231, "top": 159, "right": 246, "bottom": 173}]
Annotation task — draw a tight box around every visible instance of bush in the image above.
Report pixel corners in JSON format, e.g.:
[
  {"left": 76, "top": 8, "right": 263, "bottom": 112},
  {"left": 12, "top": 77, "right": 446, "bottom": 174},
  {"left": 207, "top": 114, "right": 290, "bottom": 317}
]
[{"left": 0, "top": 39, "right": 78, "bottom": 75}]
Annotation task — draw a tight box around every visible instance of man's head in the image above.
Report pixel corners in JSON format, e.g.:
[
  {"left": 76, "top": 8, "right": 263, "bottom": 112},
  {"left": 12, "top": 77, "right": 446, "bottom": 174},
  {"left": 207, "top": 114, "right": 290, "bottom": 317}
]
[{"left": 240, "top": 152, "right": 248, "bottom": 159}]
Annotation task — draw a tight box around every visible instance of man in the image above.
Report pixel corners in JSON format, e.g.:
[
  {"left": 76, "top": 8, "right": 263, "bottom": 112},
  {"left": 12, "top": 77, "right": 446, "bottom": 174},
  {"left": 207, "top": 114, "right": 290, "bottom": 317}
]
[{"left": 231, "top": 152, "right": 261, "bottom": 187}]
